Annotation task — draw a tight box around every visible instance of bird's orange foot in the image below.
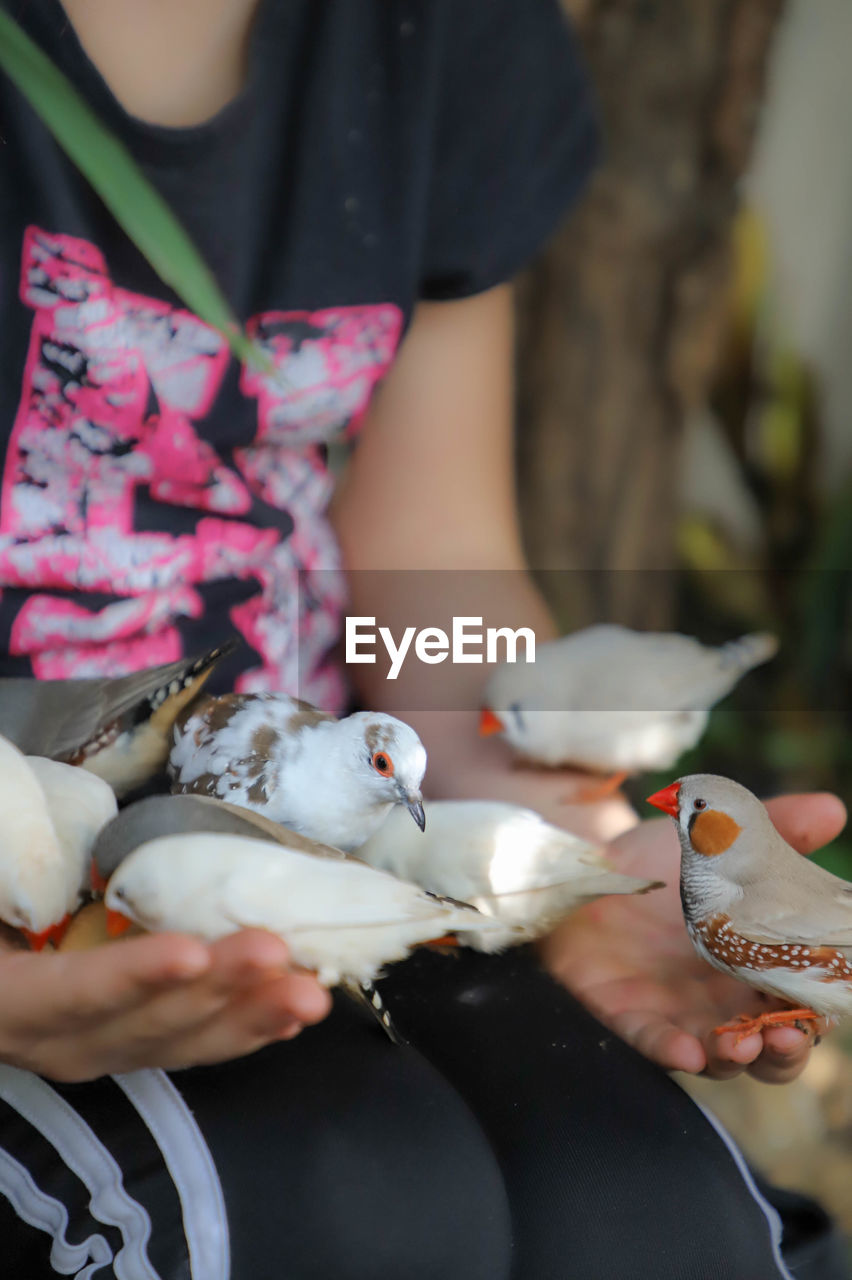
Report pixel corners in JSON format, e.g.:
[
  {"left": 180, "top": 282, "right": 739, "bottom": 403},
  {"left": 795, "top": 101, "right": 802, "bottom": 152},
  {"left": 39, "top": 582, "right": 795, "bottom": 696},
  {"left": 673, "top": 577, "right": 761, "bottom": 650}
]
[
  {"left": 423, "top": 933, "right": 460, "bottom": 953},
  {"left": 713, "top": 1008, "right": 821, "bottom": 1044},
  {"left": 568, "top": 771, "right": 630, "bottom": 804}
]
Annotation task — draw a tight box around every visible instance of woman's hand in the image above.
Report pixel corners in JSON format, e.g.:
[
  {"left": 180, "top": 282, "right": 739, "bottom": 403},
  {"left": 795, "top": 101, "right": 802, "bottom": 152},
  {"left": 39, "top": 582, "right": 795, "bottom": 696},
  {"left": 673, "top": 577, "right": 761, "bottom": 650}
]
[
  {"left": 0, "top": 928, "right": 331, "bottom": 1082},
  {"left": 539, "top": 793, "right": 847, "bottom": 1083}
]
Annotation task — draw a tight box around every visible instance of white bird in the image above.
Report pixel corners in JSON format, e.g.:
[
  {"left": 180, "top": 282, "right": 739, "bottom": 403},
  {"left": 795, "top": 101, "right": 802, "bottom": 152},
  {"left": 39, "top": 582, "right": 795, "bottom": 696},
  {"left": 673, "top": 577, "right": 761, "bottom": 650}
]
[
  {"left": 104, "top": 832, "right": 504, "bottom": 988},
  {"left": 480, "top": 626, "right": 778, "bottom": 779},
  {"left": 0, "top": 738, "right": 114, "bottom": 948},
  {"left": 0, "top": 642, "right": 237, "bottom": 796},
  {"left": 358, "top": 800, "right": 663, "bottom": 951},
  {"left": 168, "top": 693, "right": 427, "bottom": 851},
  {"left": 26, "top": 756, "right": 118, "bottom": 908}
]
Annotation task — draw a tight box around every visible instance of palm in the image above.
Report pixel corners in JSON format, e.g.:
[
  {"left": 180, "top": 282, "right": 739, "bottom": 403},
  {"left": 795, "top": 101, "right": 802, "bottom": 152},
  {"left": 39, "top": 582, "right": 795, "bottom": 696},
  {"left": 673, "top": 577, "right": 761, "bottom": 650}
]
[{"left": 539, "top": 794, "right": 847, "bottom": 1081}]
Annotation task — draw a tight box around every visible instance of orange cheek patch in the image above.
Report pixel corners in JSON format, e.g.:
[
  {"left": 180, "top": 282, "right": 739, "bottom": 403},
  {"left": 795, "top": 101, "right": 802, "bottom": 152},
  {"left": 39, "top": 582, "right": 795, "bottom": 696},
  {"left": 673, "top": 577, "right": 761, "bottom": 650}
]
[{"left": 691, "top": 809, "right": 742, "bottom": 856}]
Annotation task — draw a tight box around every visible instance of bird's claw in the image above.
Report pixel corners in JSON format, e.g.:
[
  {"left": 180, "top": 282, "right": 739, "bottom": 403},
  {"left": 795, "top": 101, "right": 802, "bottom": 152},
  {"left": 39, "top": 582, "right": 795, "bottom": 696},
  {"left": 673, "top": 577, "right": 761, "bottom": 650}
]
[{"left": 713, "top": 1008, "right": 821, "bottom": 1045}]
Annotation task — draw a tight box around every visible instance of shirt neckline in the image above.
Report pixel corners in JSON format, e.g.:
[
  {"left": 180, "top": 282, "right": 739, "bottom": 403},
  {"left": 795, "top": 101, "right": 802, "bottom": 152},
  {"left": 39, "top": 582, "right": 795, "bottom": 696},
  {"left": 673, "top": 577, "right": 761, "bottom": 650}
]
[{"left": 40, "top": 0, "right": 275, "bottom": 157}]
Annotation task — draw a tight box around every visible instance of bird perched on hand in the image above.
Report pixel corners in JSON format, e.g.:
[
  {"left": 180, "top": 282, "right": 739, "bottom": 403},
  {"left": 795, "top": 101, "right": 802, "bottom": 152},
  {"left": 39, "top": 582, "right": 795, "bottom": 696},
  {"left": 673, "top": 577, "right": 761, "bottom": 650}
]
[
  {"left": 0, "top": 737, "right": 116, "bottom": 949},
  {"left": 358, "top": 799, "right": 663, "bottom": 951},
  {"left": 480, "top": 626, "right": 778, "bottom": 787},
  {"left": 105, "top": 832, "right": 503, "bottom": 990},
  {"left": 95, "top": 799, "right": 453, "bottom": 1042},
  {"left": 0, "top": 642, "right": 237, "bottom": 797},
  {"left": 647, "top": 772, "right": 852, "bottom": 1041},
  {"left": 168, "top": 693, "right": 427, "bottom": 851}
]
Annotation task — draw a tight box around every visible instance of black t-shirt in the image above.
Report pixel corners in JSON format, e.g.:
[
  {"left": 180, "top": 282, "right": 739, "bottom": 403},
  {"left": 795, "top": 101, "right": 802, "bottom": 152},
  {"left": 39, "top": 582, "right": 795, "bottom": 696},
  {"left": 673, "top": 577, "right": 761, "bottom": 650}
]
[{"left": 0, "top": 0, "right": 598, "bottom": 699}]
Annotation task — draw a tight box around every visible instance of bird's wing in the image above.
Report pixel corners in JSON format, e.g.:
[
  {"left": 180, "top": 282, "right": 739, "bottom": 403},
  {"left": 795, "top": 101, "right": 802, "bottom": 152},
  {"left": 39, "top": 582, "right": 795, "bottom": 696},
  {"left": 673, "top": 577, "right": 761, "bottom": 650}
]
[
  {"left": 633, "top": 632, "right": 777, "bottom": 710},
  {"left": 0, "top": 680, "right": 102, "bottom": 757},
  {"left": 0, "top": 648, "right": 233, "bottom": 758},
  {"left": 94, "top": 795, "right": 349, "bottom": 882},
  {"left": 728, "top": 863, "right": 852, "bottom": 948},
  {"left": 170, "top": 692, "right": 336, "bottom": 801},
  {"left": 192, "top": 797, "right": 348, "bottom": 857},
  {"left": 221, "top": 859, "right": 425, "bottom": 933},
  {"left": 549, "top": 627, "right": 773, "bottom": 711}
]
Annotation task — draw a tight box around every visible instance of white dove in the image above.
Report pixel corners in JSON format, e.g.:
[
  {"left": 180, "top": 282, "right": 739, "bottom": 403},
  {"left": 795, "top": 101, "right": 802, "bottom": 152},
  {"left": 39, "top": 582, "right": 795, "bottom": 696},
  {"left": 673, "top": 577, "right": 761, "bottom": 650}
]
[
  {"left": 357, "top": 800, "right": 663, "bottom": 951},
  {"left": 104, "top": 832, "right": 504, "bottom": 988},
  {"left": 480, "top": 626, "right": 778, "bottom": 781},
  {"left": 0, "top": 738, "right": 114, "bottom": 948},
  {"left": 0, "top": 641, "right": 236, "bottom": 796},
  {"left": 168, "top": 693, "right": 427, "bottom": 851}
]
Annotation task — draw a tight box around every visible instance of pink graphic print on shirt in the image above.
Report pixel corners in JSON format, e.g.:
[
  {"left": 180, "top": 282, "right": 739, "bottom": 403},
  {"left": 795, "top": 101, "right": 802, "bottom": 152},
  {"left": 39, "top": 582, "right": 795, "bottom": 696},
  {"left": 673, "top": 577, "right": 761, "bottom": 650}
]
[{"left": 0, "top": 227, "right": 403, "bottom": 703}]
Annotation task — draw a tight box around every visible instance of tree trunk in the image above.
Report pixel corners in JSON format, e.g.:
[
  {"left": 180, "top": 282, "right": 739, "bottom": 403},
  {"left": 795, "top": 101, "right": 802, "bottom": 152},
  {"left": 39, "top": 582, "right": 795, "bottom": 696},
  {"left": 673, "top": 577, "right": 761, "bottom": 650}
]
[{"left": 516, "top": 0, "right": 785, "bottom": 631}]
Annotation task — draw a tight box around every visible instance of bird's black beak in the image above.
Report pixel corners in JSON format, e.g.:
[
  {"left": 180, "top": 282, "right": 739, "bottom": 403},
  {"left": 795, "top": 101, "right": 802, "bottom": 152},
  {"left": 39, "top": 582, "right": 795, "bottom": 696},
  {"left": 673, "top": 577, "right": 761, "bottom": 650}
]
[{"left": 405, "top": 795, "right": 426, "bottom": 831}]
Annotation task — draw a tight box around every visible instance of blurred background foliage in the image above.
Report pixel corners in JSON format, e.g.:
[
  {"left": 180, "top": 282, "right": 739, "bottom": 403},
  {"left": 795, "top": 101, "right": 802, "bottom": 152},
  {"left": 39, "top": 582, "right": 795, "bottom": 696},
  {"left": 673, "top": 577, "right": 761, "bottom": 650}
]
[
  {"left": 642, "top": 203, "right": 852, "bottom": 880},
  {"left": 517, "top": 0, "right": 852, "bottom": 877}
]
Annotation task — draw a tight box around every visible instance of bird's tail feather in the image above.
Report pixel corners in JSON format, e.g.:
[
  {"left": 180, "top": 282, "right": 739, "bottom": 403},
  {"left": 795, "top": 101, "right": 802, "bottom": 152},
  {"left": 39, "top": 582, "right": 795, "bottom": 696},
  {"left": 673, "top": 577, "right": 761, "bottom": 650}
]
[
  {"left": 719, "top": 632, "right": 778, "bottom": 674},
  {"left": 487, "top": 874, "right": 664, "bottom": 901},
  {"left": 144, "top": 639, "right": 239, "bottom": 730},
  {"left": 345, "top": 981, "right": 406, "bottom": 1045}
]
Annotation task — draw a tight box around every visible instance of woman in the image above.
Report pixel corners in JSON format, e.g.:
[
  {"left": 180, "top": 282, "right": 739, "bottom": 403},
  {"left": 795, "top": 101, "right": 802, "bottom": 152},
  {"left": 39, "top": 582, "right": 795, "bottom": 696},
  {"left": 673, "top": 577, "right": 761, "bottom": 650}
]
[{"left": 0, "top": 1, "right": 845, "bottom": 1276}]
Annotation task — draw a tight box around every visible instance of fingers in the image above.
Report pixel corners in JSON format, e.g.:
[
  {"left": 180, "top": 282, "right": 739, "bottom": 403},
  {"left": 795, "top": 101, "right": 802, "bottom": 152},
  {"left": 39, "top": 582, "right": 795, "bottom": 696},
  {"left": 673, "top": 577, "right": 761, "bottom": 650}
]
[
  {"left": 203, "top": 931, "right": 331, "bottom": 1025},
  {"left": 83, "top": 931, "right": 330, "bottom": 1062},
  {"left": 699, "top": 1015, "right": 826, "bottom": 1083},
  {"left": 97, "top": 963, "right": 331, "bottom": 1075},
  {"left": 151, "top": 972, "right": 333, "bottom": 1071},
  {"left": 0, "top": 934, "right": 212, "bottom": 1038},
  {"left": 746, "top": 1022, "right": 823, "bottom": 1085},
  {"left": 596, "top": 986, "right": 824, "bottom": 1083},
  {"left": 95, "top": 931, "right": 298, "bottom": 1047},
  {"left": 700, "top": 1027, "right": 765, "bottom": 1080},
  {"left": 0, "top": 930, "right": 332, "bottom": 1080},
  {"left": 605, "top": 1008, "right": 707, "bottom": 1073},
  {"left": 764, "top": 792, "right": 847, "bottom": 854}
]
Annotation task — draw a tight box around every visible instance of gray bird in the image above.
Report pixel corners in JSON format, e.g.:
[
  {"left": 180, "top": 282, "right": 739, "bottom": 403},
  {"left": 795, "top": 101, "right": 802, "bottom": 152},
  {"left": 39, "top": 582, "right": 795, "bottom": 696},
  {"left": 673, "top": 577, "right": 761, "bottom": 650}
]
[
  {"left": 648, "top": 773, "right": 852, "bottom": 1042},
  {"left": 0, "top": 642, "right": 237, "bottom": 796},
  {"left": 91, "top": 793, "right": 346, "bottom": 889}
]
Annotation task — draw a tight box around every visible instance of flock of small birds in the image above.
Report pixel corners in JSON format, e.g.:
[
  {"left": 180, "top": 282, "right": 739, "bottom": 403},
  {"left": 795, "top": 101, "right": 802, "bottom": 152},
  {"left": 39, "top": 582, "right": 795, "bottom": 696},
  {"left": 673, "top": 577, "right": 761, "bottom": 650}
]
[{"left": 1, "top": 624, "right": 850, "bottom": 1045}]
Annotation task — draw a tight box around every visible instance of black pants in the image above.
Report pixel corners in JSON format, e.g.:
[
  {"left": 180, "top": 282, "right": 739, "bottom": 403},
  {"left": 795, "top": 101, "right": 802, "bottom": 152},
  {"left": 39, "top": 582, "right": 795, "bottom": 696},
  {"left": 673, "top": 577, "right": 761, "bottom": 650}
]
[{"left": 0, "top": 948, "right": 846, "bottom": 1279}]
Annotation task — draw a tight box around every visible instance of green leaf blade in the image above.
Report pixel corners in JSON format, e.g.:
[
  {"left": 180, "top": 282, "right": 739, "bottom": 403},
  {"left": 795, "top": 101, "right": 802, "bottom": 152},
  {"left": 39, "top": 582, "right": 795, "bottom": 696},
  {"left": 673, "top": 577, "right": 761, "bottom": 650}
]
[{"left": 0, "top": 8, "right": 262, "bottom": 367}]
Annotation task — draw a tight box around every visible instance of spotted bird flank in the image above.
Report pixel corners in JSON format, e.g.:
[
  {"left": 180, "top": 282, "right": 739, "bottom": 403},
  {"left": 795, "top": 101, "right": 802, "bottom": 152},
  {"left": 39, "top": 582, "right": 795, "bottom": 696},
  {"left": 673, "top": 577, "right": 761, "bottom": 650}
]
[{"left": 691, "top": 913, "right": 852, "bottom": 982}]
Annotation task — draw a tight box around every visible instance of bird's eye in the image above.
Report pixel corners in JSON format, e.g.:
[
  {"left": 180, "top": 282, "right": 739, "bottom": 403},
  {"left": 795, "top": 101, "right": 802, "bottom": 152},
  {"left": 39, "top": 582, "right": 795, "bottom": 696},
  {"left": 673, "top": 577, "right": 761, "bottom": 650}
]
[
  {"left": 372, "top": 751, "right": 394, "bottom": 778},
  {"left": 693, "top": 798, "right": 707, "bottom": 811},
  {"left": 510, "top": 702, "right": 526, "bottom": 731}
]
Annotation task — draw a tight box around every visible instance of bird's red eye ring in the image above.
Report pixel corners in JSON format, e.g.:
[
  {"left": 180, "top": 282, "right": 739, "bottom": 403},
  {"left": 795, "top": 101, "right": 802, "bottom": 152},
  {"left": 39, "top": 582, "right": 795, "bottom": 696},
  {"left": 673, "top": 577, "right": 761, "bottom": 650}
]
[
  {"left": 372, "top": 751, "right": 394, "bottom": 777},
  {"left": 694, "top": 798, "right": 707, "bottom": 811}
]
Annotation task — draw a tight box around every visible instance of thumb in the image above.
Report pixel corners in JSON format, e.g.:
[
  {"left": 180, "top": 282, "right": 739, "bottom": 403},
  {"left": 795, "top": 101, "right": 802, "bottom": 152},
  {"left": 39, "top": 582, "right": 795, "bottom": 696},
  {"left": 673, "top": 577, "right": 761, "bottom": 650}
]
[{"left": 765, "top": 792, "right": 847, "bottom": 855}]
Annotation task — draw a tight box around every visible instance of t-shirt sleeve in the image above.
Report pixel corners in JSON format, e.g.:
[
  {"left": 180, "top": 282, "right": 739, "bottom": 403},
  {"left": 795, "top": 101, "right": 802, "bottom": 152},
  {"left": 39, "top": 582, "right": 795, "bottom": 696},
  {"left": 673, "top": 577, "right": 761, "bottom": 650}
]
[{"left": 419, "top": 0, "right": 600, "bottom": 301}]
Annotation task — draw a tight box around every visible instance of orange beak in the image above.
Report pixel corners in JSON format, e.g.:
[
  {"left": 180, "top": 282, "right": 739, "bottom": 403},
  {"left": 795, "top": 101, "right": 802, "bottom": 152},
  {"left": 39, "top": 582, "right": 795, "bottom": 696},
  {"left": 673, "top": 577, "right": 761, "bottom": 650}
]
[
  {"left": 106, "top": 909, "right": 134, "bottom": 939},
  {"left": 646, "top": 781, "right": 681, "bottom": 818},
  {"left": 479, "top": 708, "right": 504, "bottom": 737},
  {"left": 23, "top": 915, "right": 71, "bottom": 952}
]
